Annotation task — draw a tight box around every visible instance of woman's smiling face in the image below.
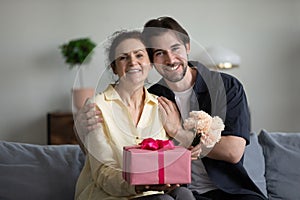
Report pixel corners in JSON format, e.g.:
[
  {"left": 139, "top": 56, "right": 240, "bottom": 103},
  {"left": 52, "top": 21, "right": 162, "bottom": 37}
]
[{"left": 114, "top": 38, "right": 151, "bottom": 84}]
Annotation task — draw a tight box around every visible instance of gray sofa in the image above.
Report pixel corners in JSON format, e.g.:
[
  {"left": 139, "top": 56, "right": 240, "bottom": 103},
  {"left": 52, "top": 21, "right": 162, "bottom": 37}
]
[{"left": 0, "top": 129, "right": 299, "bottom": 200}]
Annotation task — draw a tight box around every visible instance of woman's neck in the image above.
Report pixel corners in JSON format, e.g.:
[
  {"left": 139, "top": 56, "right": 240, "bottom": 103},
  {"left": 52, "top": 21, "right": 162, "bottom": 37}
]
[
  {"left": 114, "top": 84, "right": 145, "bottom": 126},
  {"left": 115, "top": 84, "right": 144, "bottom": 106}
]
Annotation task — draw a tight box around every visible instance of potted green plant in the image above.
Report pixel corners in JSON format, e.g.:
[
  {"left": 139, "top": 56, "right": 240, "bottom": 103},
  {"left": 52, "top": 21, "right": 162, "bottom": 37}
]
[{"left": 60, "top": 37, "right": 96, "bottom": 110}]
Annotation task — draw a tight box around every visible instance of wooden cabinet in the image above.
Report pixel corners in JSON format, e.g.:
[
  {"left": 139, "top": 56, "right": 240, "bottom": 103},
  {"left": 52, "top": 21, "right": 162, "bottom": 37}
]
[{"left": 47, "top": 112, "right": 78, "bottom": 145}]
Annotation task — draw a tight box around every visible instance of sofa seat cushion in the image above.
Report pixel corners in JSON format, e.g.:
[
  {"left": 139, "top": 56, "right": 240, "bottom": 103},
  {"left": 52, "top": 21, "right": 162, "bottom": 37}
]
[
  {"left": 0, "top": 141, "right": 85, "bottom": 200},
  {"left": 258, "top": 129, "right": 300, "bottom": 200}
]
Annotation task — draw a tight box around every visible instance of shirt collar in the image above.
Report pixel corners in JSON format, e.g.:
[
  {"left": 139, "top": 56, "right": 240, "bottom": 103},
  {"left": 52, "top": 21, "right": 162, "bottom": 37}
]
[
  {"left": 104, "top": 84, "right": 157, "bottom": 105},
  {"left": 188, "top": 61, "right": 209, "bottom": 93}
]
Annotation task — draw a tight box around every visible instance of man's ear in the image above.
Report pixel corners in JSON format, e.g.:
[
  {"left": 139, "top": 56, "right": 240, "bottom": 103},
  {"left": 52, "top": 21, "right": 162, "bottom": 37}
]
[{"left": 185, "top": 43, "right": 191, "bottom": 54}]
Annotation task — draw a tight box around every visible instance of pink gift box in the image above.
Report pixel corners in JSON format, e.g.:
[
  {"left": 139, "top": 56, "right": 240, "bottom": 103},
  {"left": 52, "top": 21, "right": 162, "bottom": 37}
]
[{"left": 123, "top": 145, "right": 191, "bottom": 185}]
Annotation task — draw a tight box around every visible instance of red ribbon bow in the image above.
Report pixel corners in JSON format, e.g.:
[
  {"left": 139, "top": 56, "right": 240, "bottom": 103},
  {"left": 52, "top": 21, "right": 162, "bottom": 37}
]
[{"left": 139, "top": 138, "right": 175, "bottom": 150}]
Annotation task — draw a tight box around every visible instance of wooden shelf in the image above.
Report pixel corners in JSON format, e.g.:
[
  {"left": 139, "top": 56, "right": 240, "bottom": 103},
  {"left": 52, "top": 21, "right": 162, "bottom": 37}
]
[{"left": 47, "top": 112, "right": 78, "bottom": 145}]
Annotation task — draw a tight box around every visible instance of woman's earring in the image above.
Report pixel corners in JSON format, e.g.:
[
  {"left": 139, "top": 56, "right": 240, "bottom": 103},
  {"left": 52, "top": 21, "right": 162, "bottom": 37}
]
[{"left": 112, "top": 73, "right": 119, "bottom": 83}]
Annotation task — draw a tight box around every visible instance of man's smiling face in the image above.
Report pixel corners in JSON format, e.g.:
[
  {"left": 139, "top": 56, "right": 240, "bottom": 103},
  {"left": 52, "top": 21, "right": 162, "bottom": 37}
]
[{"left": 149, "top": 30, "right": 190, "bottom": 83}]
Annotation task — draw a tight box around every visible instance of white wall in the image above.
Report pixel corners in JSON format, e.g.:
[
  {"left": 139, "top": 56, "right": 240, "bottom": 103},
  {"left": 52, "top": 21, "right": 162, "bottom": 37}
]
[{"left": 0, "top": 0, "right": 299, "bottom": 144}]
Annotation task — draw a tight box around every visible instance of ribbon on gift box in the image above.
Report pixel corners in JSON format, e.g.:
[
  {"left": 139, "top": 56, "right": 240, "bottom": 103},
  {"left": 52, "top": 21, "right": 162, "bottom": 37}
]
[
  {"left": 139, "top": 138, "right": 175, "bottom": 150},
  {"left": 138, "top": 138, "right": 175, "bottom": 184}
]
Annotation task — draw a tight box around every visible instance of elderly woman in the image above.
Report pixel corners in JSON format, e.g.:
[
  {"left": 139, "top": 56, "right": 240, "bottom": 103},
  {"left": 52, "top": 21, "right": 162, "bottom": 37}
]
[{"left": 74, "top": 30, "right": 195, "bottom": 200}]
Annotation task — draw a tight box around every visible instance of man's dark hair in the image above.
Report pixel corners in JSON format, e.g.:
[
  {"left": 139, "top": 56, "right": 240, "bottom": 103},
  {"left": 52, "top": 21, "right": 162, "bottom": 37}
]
[{"left": 142, "top": 17, "right": 190, "bottom": 61}]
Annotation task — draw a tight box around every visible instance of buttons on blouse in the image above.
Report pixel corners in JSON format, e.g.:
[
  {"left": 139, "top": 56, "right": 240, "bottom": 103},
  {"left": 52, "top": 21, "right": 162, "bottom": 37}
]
[{"left": 135, "top": 136, "right": 142, "bottom": 144}]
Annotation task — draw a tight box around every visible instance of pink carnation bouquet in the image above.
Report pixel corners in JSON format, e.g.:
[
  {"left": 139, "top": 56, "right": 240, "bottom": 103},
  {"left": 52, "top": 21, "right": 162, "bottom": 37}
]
[{"left": 183, "top": 111, "right": 225, "bottom": 148}]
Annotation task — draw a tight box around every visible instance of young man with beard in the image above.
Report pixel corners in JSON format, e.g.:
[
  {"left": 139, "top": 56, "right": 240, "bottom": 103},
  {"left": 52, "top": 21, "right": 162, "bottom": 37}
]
[{"left": 141, "top": 17, "right": 266, "bottom": 200}]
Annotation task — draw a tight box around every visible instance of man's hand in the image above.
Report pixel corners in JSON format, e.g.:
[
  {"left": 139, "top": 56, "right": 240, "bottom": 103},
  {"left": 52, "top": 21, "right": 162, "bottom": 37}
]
[
  {"left": 74, "top": 100, "right": 103, "bottom": 152},
  {"left": 75, "top": 102, "right": 103, "bottom": 133},
  {"left": 189, "top": 143, "right": 202, "bottom": 160},
  {"left": 157, "top": 96, "right": 181, "bottom": 138}
]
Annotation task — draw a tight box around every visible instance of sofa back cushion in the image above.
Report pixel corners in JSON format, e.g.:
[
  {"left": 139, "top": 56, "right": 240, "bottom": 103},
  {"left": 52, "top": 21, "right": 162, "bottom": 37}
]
[
  {"left": 244, "top": 132, "right": 268, "bottom": 197},
  {"left": 0, "top": 141, "right": 85, "bottom": 200},
  {"left": 258, "top": 129, "right": 300, "bottom": 200}
]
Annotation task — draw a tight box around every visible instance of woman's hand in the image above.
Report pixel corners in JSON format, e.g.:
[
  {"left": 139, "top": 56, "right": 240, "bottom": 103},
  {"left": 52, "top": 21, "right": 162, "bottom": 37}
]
[
  {"left": 158, "top": 96, "right": 197, "bottom": 147},
  {"left": 157, "top": 96, "right": 181, "bottom": 138},
  {"left": 135, "top": 184, "right": 180, "bottom": 194}
]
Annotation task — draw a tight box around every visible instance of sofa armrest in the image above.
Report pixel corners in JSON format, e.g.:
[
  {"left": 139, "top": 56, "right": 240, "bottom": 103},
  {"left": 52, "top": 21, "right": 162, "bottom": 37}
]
[
  {"left": 0, "top": 141, "right": 85, "bottom": 200},
  {"left": 244, "top": 132, "right": 268, "bottom": 197}
]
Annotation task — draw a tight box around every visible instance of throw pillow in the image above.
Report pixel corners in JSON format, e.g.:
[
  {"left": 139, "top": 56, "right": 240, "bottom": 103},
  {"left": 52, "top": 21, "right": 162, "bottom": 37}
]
[{"left": 258, "top": 129, "right": 300, "bottom": 200}]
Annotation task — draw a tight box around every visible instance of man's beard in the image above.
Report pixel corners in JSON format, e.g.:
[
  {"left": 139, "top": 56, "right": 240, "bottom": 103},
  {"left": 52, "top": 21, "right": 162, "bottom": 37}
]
[{"left": 163, "top": 62, "right": 188, "bottom": 83}]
